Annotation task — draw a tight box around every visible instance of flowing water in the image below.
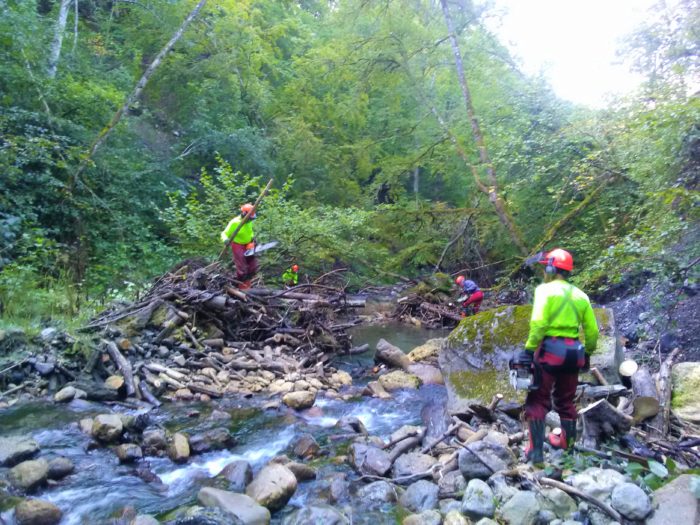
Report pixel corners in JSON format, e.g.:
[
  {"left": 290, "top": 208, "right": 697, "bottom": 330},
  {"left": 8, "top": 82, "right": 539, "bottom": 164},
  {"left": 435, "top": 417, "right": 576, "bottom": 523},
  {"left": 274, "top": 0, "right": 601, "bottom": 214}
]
[{"left": 0, "top": 323, "right": 452, "bottom": 525}]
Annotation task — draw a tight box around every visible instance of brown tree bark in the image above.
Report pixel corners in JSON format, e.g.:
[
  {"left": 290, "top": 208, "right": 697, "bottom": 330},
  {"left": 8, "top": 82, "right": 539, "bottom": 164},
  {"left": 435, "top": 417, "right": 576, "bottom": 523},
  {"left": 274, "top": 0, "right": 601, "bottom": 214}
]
[{"left": 439, "top": 0, "right": 528, "bottom": 255}]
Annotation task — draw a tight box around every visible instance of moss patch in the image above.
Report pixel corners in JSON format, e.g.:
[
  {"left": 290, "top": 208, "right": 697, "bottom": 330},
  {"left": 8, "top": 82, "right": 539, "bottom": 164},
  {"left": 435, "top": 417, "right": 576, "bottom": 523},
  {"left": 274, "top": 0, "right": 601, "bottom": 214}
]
[
  {"left": 447, "top": 369, "right": 524, "bottom": 403},
  {"left": 447, "top": 305, "right": 532, "bottom": 353},
  {"left": 671, "top": 363, "right": 700, "bottom": 409}
]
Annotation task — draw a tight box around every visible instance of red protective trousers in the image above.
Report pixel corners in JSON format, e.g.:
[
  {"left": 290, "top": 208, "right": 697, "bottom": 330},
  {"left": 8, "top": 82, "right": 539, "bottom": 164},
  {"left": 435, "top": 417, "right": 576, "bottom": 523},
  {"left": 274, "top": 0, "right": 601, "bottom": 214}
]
[
  {"left": 231, "top": 242, "right": 258, "bottom": 281},
  {"left": 462, "top": 290, "right": 484, "bottom": 314},
  {"left": 524, "top": 346, "right": 579, "bottom": 421}
]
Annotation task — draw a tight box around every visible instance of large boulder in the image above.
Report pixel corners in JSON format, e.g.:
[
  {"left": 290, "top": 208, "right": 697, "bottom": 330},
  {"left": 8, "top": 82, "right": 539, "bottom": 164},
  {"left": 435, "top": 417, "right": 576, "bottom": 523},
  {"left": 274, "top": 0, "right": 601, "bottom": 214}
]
[
  {"left": 197, "top": 487, "right": 270, "bottom": 525},
  {"left": 408, "top": 338, "right": 445, "bottom": 362},
  {"left": 9, "top": 459, "right": 49, "bottom": 491},
  {"left": 648, "top": 474, "right": 699, "bottom": 525},
  {"left": 378, "top": 370, "right": 420, "bottom": 391},
  {"left": 439, "top": 305, "right": 620, "bottom": 414},
  {"left": 91, "top": 414, "right": 124, "bottom": 443},
  {"left": 282, "top": 505, "right": 349, "bottom": 525},
  {"left": 348, "top": 443, "right": 391, "bottom": 476},
  {"left": 14, "top": 498, "right": 62, "bottom": 525},
  {"left": 406, "top": 364, "right": 444, "bottom": 385},
  {"left": 0, "top": 436, "right": 39, "bottom": 467},
  {"left": 672, "top": 362, "right": 700, "bottom": 424},
  {"left": 245, "top": 463, "right": 297, "bottom": 511}
]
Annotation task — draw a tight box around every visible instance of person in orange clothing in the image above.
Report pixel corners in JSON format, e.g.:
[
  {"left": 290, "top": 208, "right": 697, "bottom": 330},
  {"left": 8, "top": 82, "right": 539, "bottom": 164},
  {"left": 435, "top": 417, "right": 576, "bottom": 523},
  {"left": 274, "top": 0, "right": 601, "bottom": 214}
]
[
  {"left": 454, "top": 276, "right": 483, "bottom": 317},
  {"left": 220, "top": 203, "right": 258, "bottom": 289}
]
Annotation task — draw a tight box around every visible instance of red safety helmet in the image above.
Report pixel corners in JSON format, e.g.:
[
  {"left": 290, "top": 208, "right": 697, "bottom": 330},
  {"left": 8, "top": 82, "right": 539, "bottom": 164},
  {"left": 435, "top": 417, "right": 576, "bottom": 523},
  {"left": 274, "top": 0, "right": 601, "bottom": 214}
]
[
  {"left": 240, "top": 203, "right": 256, "bottom": 218},
  {"left": 291, "top": 264, "right": 299, "bottom": 272},
  {"left": 455, "top": 275, "right": 465, "bottom": 286},
  {"left": 539, "top": 248, "right": 574, "bottom": 272}
]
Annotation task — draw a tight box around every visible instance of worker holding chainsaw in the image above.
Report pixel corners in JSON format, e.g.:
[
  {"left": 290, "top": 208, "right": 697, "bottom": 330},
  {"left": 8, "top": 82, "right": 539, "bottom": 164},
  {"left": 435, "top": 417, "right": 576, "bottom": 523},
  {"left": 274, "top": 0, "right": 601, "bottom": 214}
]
[
  {"left": 454, "top": 276, "right": 483, "bottom": 316},
  {"left": 514, "top": 248, "right": 598, "bottom": 466},
  {"left": 220, "top": 203, "right": 258, "bottom": 290}
]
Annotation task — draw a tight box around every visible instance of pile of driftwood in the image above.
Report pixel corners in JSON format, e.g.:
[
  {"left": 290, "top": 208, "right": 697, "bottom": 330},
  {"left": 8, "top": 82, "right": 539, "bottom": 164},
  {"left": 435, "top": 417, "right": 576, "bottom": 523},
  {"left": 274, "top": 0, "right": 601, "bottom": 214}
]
[
  {"left": 393, "top": 294, "right": 463, "bottom": 328},
  {"left": 1, "top": 259, "right": 367, "bottom": 405}
]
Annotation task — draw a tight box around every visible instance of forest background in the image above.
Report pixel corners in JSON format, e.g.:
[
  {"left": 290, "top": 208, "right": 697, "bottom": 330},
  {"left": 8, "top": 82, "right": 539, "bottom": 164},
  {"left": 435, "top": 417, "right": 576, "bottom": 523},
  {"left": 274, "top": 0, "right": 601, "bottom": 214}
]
[{"left": 0, "top": 0, "right": 698, "bottom": 327}]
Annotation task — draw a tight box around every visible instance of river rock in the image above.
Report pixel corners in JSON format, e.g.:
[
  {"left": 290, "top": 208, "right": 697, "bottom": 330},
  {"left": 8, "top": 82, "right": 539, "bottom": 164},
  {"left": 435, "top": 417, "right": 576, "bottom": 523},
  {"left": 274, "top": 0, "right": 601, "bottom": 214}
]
[
  {"left": 116, "top": 443, "right": 143, "bottom": 463},
  {"left": 671, "top": 362, "right": 700, "bottom": 423},
  {"left": 390, "top": 425, "right": 424, "bottom": 443},
  {"left": 47, "top": 457, "right": 74, "bottom": 480},
  {"left": 438, "top": 470, "right": 467, "bottom": 493},
  {"left": 357, "top": 480, "right": 398, "bottom": 504},
  {"left": 209, "top": 409, "right": 232, "bottom": 421},
  {"left": 439, "top": 305, "right": 620, "bottom": 414},
  {"left": 392, "top": 451, "right": 437, "bottom": 478},
  {"left": 141, "top": 428, "right": 168, "bottom": 454},
  {"left": 245, "top": 463, "right": 297, "bottom": 511},
  {"left": 458, "top": 440, "right": 515, "bottom": 480},
  {"left": 0, "top": 435, "right": 39, "bottom": 466},
  {"left": 402, "top": 509, "right": 442, "bottom": 525},
  {"left": 282, "top": 390, "right": 316, "bottom": 410},
  {"left": 610, "top": 482, "right": 651, "bottom": 520},
  {"left": 378, "top": 370, "right": 420, "bottom": 391},
  {"left": 566, "top": 467, "right": 626, "bottom": 501},
  {"left": 198, "top": 487, "right": 270, "bottom": 524},
  {"left": 365, "top": 380, "right": 392, "bottom": 399},
  {"left": 327, "top": 472, "right": 350, "bottom": 503},
  {"left": 538, "top": 487, "right": 577, "bottom": 519},
  {"left": 462, "top": 478, "right": 495, "bottom": 520},
  {"left": 444, "top": 510, "right": 469, "bottom": 525},
  {"left": 189, "top": 428, "right": 235, "bottom": 454},
  {"left": 474, "top": 520, "right": 499, "bottom": 525},
  {"left": 292, "top": 433, "right": 320, "bottom": 458},
  {"left": 376, "top": 338, "right": 412, "bottom": 369},
  {"left": 286, "top": 462, "right": 317, "bottom": 482},
  {"left": 499, "top": 490, "right": 540, "bottom": 525},
  {"left": 132, "top": 515, "right": 160, "bottom": 525},
  {"left": 399, "top": 479, "right": 439, "bottom": 512},
  {"left": 54, "top": 386, "right": 77, "bottom": 402},
  {"left": 406, "top": 363, "right": 444, "bottom": 385},
  {"left": 407, "top": 338, "right": 445, "bottom": 362},
  {"left": 33, "top": 360, "right": 55, "bottom": 376},
  {"left": 329, "top": 370, "right": 352, "bottom": 388},
  {"left": 282, "top": 504, "right": 349, "bottom": 525},
  {"left": 9, "top": 459, "right": 49, "bottom": 490},
  {"left": 14, "top": 498, "right": 62, "bottom": 525},
  {"left": 218, "top": 460, "right": 253, "bottom": 492},
  {"left": 648, "top": 474, "right": 699, "bottom": 525},
  {"left": 91, "top": 414, "right": 124, "bottom": 443},
  {"left": 78, "top": 418, "right": 94, "bottom": 434},
  {"left": 168, "top": 433, "right": 190, "bottom": 463},
  {"left": 335, "top": 416, "right": 367, "bottom": 435},
  {"left": 348, "top": 443, "right": 391, "bottom": 476}
]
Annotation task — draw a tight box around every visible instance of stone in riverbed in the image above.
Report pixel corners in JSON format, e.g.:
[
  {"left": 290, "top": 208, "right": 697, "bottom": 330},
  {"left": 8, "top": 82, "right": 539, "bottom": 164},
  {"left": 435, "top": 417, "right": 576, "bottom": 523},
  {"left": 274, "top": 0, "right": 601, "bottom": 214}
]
[
  {"left": 245, "top": 463, "right": 297, "bottom": 511},
  {"left": 188, "top": 428, "right": 235, "bottom": 454},
  {"left": 458, "top": 440, "right": 515, "bottom": 480},
  {"left": 671, "top": 362, "right": 700, "bottom": 424},
  {"left": 282, "top": 504, "right": 349, "bottom": 525},
  {"left": 53, "top": 386, "right": 77, "bottom": 402},
  {"left": 348, "top": 443, "right": 391, "bottom": 476},
  {"left": 407, "top": 338, "right": 445, "bottom": 362},
  {"left": 356, "top": 480, "right": 398, "bottom": 505},
  {"left": 132, "top": 515, "right": 159, "bottom": 525},
  {"left": 461, "top": 478, "right": 495, "bottom": 520},
  {"left": 115, "top": 443, "right": 143, "bottom": 463},
  {"left": 14, "top": 498, "right": 62, "bottom": 525},
  {"left": 286, "top": 462, "right": 317, "bottom": 482},
  {"left": 168, "top": 433, "right": 190, "bottom": 463},
  {"left": 648, "top": 474, "right": 699, "bottom": 525},
  {"left": 610, "top": 482, "right": 652, "bottom": 520},
  {"left": 402, "top": 509, "right": 442, "bottom": 525},
  {"left": 9, "top": 459, "right": 49, "bottom": 490},
  {"left": 378, "top": 370, "right": 420, "bottom": 391},
  {"left": 399, "top": 479, "right": 439, "bottom": 513},
  {"left": 47, "top": 457, "right": 74, "bottom": 480},
  {"left": 217, "top": 460, "right": 253, "bottom": 492},
  {"left": 444, "top": 509, "right": 469, "bottom": 525},
  {"left": 566, "top": 467, "right": 625, "bottom": 501},
  {"left": 392, "top": 451, "right": 437, "bottom": 479},
  {"left": 141, "top": 428, "right": 167, "bottom": 454},
  {"left": 498, "top": 490, "right": 540, "bottom": 525},
  {"left": 91, "top": 414, "right": 124, "bottom": 443},
  {"left": 538, "top": 487, "right": 577, "bottom": 519},
  {"left": 0, "top": 436, "right": 39, "bottom": 467},
  {"left": 198, "top": 487, "right": 270, "bottom": 524},
  {"left": 292, "top": 433, "right": 320, "bottom": 459},
  {"left": 282, "top": 390, "right": 316, "bottom": 410}
]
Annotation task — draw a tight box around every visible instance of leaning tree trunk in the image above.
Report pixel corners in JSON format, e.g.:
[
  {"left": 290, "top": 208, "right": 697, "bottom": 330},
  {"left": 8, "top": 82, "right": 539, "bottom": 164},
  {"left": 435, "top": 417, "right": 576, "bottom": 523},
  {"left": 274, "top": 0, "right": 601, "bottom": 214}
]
[
  {"left": 73, "top": 0, "right": 208, "bottom": 182},
  {"left": 47, "top": 0, "right": 73, "bottom": 78},
  {"left": 439, "top": 0, "right": 528, "bottom": 255}
]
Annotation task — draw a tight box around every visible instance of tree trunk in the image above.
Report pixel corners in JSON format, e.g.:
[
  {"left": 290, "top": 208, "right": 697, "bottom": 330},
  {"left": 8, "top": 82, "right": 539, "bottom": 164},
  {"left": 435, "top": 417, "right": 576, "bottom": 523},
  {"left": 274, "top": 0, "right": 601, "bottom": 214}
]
[
  {"left": 47, "top": 0, "right": 72, "bottom": 78},
  {"left": 439, "top": 0, "right": 528, "bottom": 255},
  {"left": 73, "top": 0, "right": 208, "bottom": 181},
  {"left": 630, "top": 367, "right": 660, "bottom": 422}
]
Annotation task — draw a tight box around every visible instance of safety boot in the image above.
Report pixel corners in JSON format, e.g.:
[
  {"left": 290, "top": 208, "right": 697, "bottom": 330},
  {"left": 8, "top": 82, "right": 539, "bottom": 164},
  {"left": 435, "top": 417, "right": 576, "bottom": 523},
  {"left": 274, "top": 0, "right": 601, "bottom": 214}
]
[
  {"left": 525, "top": 419, "right": 545, "bottom": 466},
  {"left": 238, "top": 280, "right": 252, "bottom": 290}
]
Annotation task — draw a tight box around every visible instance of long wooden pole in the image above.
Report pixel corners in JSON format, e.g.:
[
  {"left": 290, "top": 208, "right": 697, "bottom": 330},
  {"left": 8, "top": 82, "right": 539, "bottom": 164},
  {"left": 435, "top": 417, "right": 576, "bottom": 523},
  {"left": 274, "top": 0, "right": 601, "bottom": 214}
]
[{"left": 218, "top": 179, "right": 274, "bottom": 259}]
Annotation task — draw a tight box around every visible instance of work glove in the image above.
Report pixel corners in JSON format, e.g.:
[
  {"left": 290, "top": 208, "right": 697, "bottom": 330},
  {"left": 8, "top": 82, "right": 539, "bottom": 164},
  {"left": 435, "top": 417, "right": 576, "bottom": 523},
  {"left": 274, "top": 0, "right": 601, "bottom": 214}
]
[{"left": 515, "top": 349, "right": 534, "bottom": 367}]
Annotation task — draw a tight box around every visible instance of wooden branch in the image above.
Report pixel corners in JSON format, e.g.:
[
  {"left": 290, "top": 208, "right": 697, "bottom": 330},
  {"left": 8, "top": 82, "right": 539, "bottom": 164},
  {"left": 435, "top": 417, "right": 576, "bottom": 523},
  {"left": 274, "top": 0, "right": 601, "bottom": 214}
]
[
  {"left": 388, "top": 435, "right": 422, "bottom": 464},
  {"left": 590, "top": 367, "right": 608, "bottom": 386},
  {"left": 138, "top": 380, "right": 161, "bottom": 407},
  {"left": 103, "top": 340, "right": 135, "bottom": 397},
  {"left": 540, "top": 477, "right": 622, "bottom": 522},
  {"left": 421, "top": 421, "right": 461, "bottom": 454},
  {"left": 419, "top": 302, "right": 462, "bottom": 322},
  {"left": 649, "top": 348, "right": 680, "bottom": 438},
  {"left": 434, "top": 216, "right": 472, "bottom": 271}
]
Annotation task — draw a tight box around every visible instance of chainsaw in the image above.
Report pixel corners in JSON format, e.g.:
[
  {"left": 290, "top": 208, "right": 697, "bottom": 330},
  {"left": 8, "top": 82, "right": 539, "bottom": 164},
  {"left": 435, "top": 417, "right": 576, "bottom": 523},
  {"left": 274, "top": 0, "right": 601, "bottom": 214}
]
[
  {"left": 244, "top": 241, "right": 279, "bottom": 257},
  {"left": 508, "top": 355, "right": 539, "bottom": 391}
]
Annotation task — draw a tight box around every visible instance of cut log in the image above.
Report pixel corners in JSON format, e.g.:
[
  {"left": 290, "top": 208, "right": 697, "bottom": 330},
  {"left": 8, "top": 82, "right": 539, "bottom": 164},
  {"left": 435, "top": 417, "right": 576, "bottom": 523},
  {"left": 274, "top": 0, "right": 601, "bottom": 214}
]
[
  {"left": 630, "top": 367, "right": 660, "bottom": 422},
  {"left": 138, "top": 380, "right": 161, "bottom": 407},
  {"left": 619, "top": 359, "right": 638, "bottom": 388},
  {"left": 577, "top": 384, "right": 629, "bottom": 400},
  {"left": 648, "top": 348, "right": 680, "bottom": 438},
  {"left": 144, "top": 363, "right": 186, "bottom": 381},
  {"left": 376, "top": 339, "right": 411, "bottom": 370},
  {"left": 103, "top": 340, "right": 136, "bottom": 397},
  {"left": 580, "top": 399, "right": 633, "bottom": 448}
]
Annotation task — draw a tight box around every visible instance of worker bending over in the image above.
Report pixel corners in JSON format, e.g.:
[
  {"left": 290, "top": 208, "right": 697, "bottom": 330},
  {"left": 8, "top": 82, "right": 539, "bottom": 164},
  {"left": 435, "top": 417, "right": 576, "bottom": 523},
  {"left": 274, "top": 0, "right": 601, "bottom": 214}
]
[
  {"left": 221, "top": 203, "right": 258, "bottom": 290},
  {"left": 454, "top": 276, "right": 483, "bottom": 316},
  {"left": 516, "top": 249, "right": 598, "bottom": 465}
]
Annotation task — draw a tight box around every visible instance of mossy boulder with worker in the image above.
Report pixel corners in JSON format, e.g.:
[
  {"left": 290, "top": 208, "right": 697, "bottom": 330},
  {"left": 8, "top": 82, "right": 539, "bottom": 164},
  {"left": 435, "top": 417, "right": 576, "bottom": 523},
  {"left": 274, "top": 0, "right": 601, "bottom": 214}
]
[{"left": 221, "top": 203, "right": 258, "bottom": 289}]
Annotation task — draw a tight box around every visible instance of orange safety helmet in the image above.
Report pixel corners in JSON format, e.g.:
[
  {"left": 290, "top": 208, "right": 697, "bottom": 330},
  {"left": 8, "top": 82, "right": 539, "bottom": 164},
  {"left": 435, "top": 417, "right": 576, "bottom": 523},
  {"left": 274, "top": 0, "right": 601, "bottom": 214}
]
[
  {"left": 539, "top": 248, "right": 574, "bottom": 272},
  {"left": 455, "top": 275, "right": 465, "bottom": 286},
  {"left": 291, "top": 264, "right": 299, "bottom": 272},
  {"left": 240, "top": 203, "right": 256, "bottom": 218}
]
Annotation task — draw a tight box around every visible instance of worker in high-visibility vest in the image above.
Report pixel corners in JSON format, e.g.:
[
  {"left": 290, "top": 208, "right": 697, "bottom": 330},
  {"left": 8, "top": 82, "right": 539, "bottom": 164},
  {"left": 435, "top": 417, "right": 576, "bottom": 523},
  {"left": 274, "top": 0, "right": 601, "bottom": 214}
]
[{"left": 221, "top": 203, "right": 258, "bottom": 289}]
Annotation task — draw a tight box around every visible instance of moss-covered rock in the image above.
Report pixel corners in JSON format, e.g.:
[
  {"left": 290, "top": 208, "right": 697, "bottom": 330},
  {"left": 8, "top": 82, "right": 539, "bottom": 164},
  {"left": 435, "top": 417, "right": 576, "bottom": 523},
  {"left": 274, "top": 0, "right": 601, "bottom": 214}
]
[
  {"left": 439, "top": 305, "right": 620, "bottom": 414},
  {"left": 671, "top": 362, "right": 700, "bottom": 423}
]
